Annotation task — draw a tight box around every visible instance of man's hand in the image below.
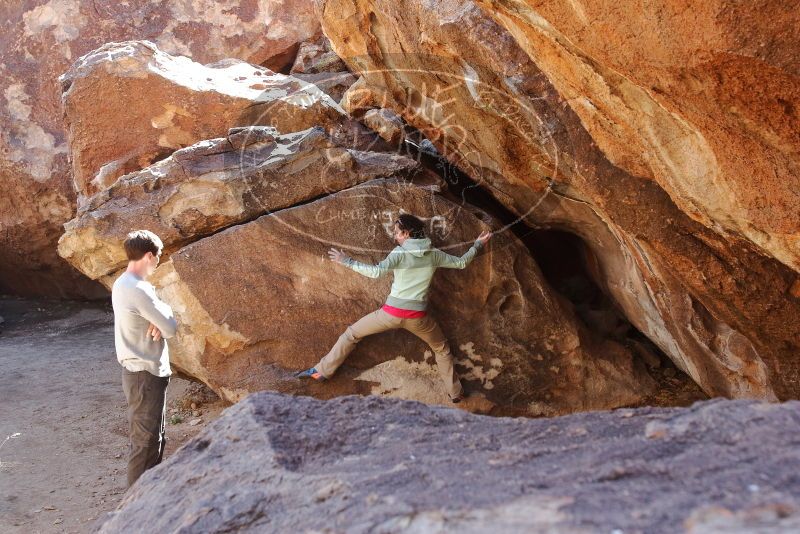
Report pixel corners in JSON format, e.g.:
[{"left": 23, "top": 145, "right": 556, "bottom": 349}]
[
  {"left": 477, "top": 231, "right": 492, "bottom": 246},
  {"left": 328, "top": 247, "right": 348, "bottom": 264},
  {"left": 147, "top": 323, "right": 163, "bottom": 342}
]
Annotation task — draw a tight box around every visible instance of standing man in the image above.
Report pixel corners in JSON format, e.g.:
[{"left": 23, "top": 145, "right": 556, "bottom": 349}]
[
  {"left": 112, "top": 230, "right": 177, "bottom": 488},
  {"left": 297, "top": 214, "right": 492, "bottom": 403}
]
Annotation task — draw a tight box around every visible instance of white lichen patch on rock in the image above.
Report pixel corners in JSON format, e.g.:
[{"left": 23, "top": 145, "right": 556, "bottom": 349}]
[
  {"left": 457, "top": 341, "right": 502, "bottom": 390},
  {"left": 3, "top": 82, "right": 67, "bottom": 181},
  {"left": 157, "top": 178, "right": 247, "bottom": 225},
  {"left": 22, "top": 0, "right": 86, "bottom": 43},
  {"left": 356, "top": 357, "right": 454, "bottom": 405},
  {"left": 4, "top": 83, "right": 33, "bottom": 121},
  {"left": 150, "top": 104, "right": 196, "bottom": 149},
  {"left": 156, "top": 0, "right": 320, "bottom": 68}
]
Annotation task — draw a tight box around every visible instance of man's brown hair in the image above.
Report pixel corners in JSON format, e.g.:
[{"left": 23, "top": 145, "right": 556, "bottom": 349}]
[{"left": 123, "top": 230, "right": 163, "bottom": 261}]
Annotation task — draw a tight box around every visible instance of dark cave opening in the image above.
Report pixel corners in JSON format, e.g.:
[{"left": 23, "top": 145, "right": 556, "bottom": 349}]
[
  {"left": 526, "top": 229, "right": 626, "bottom": 338},
  {"left": 526, "top": 228, "right": 707, "bottom": 406},
  {"left": 402, "top": 134, "right": 707, "bottom": 407},
  {"left": 526, "top": 229, "right": 652, "bottom": 354}
]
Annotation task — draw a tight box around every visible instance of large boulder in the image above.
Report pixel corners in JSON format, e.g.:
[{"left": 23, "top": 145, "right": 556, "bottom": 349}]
[
  {"left": 58, "top": 126, "right": 422, "bottom": 284},
  {"left": 478, "top": 0, "right": 800, "bottom": 273},
  {"left": 56, "top": 101, "right": 658, "bottom": 415},
  {"left": 0, "top": 0, "right": 321, "bottom": 297},
  {"left": 98, "top": 394, "right": 800, "bottom": 533},
  {"left": 148, "top": 178, "right": 655, "bottom": 414},
  {"left": 60, "top": 41, "right": 345, "bottom": 199},
  {"left": 316, "top": 0, "right": 800, "bottom": 401}
]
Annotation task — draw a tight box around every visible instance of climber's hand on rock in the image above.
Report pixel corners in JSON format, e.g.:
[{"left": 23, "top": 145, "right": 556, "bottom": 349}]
[
  {"left": 147, "top": 323, "right": 162, "bottom": 342},
  {"left": 477, "top": 231, "right": 492, "bottom": 246},
  {"left": 328, "top": 248, "right": 347, "bottom": 264}
]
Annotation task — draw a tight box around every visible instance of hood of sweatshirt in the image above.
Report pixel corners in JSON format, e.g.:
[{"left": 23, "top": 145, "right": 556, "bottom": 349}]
[{"left": 400, "top": 238, "right": 432, "bottom": 257}]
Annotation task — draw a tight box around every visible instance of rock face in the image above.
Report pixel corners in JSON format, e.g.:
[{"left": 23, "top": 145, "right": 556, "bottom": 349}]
[
  {"left": 293, "top": 71, "right": 359, "bottom": 103},
  {"left": 289, "top": 34, "right": 358, "bottom": 103},
  {"left": 58, "top": 126, "right": 421, "bottom": 284},
  {"left": 20, "top": 0, "right": 798, "bottom": 411},
  {"left": 481, "top": 0, "right": 800, "bottom": 273},
  {"left": 290, "top": 34, "right": 348, "bottom": 75},
  {"left": 61, "top": 41, "right": 344, "bottom": 199},
  {"left": 53, "top": 36, "right": 661, "bottom": 414},
  {"left": 317, "top": 0, "right": 800, "bottom": 401},
  {"left": 55, "top": 57, "right": 660, "bottom": 416},
  {"left": 50, "top": 32, "right": 667, "bottom": 415},
  {"left": 340, "top": 76, "right": 390, "bottom": 117},
  {"left": 98, "top": 393, "right": 800, "bottom": 533},
  {"left": 145, "top": 177, "right": 655, "bottom": 414},
  {"left": 0, "top": 0, "right": 320, "bottom": 297},
  {"left": 363, "top": 108, "right": 405, "bottom": 145}
]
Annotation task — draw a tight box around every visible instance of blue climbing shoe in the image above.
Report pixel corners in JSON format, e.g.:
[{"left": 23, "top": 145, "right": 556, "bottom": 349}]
[{"left": 295, "top": 367, "right": 326, "bottom": 380}]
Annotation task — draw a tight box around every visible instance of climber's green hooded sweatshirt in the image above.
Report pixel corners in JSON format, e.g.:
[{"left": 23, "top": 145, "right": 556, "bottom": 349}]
[{"left": 341, "top": 237, "right": 484, "bottom": 311}]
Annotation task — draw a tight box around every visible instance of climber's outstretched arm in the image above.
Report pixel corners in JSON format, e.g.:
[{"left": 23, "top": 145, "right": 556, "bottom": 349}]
[
  {"left": 328, "top": 247, "right": 403, "bottom": 278},
  {"left": 433, "top": 231, "right": 492, "bottom": 269}
]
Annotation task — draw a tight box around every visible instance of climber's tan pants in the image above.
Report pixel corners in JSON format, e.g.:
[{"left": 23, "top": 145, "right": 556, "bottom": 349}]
[{"left": 316, "top": 308, "right": 463, "bottom": 399}]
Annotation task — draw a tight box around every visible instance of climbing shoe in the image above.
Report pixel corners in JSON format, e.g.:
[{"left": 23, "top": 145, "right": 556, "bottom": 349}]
[
  {"left": 295, "top": 367, "right": 326, "bottom": 380},
  {"left": 450, "top": 393, "right": 464, "bottom": 404}
]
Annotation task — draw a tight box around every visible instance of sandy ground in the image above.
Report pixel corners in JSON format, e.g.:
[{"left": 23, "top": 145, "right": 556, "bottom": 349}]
[{"left": 0, "top": 297, "right": 225, "bottom": 533}]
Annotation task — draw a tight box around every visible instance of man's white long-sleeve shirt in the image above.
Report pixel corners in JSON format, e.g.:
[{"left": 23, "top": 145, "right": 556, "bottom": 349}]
[{"left": 111, "top": 271, "right": 177, "bottom": 377}]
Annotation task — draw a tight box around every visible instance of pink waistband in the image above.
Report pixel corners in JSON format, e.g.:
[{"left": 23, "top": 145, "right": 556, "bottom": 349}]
[{"left": 382, "top": 304, "right": 427, "bottom": 319}]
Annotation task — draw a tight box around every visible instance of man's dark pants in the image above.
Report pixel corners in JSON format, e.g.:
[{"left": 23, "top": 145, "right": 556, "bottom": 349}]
[{"left": 122, "top": 368, "right": 169, "bottom": 488}]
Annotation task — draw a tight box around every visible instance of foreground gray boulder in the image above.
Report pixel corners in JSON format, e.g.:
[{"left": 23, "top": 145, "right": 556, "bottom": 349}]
[{"left": 99, "top": 394, "right": 800, "bottom": 533}]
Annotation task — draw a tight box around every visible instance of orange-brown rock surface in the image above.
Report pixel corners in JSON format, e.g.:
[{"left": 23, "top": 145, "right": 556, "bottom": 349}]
[
  {"left": 151, "top": 178, "right": 657, "bottom": 414},
  {"left": 290, "top": 34, "right": 348, "bottom": 75},
  {"left": 482, "top": 0, "right": 800, "bottom": 272},
  {"left": 55, "top": 98, "right": 658, "bottom": 414},
  {"left": 61, "top": 41, "right": 345, "bottom": 199},
  {"left": 316, "top": 0, "right": 800, "bottom": 401},
  {"left": 58, "top": 126, "right": 421, "bottom": 283},
  {"left": 0, "top": 0, "right": 320, "bottom": 297},
  {"left": 15, "top": 0, "right": 800, "bottom": 412}
]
